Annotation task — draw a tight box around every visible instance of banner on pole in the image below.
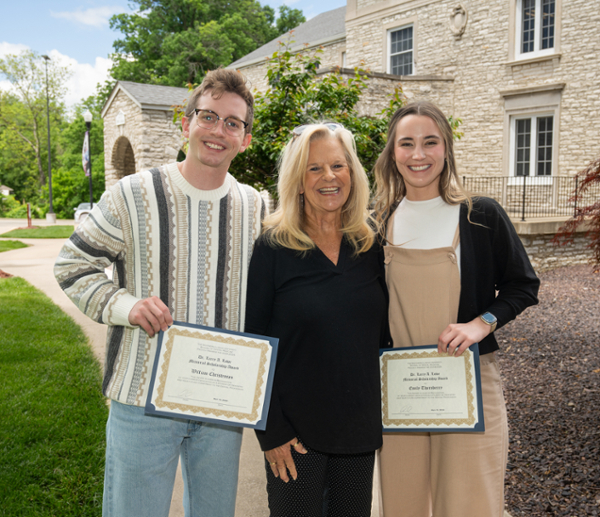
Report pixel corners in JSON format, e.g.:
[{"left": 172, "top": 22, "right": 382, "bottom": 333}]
[{"left": 82, "top": 131, "right": 90, "bottom": 177}]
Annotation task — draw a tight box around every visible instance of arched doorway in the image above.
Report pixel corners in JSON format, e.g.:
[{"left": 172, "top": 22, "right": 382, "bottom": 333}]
[{"left": 112, "top": 136, "right": 136, "bottom": 179}]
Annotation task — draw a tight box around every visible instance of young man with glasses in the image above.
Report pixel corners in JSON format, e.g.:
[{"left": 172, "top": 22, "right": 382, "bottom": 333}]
[{"left": 55, "top": 68, "right": 266, "bottom": 517}]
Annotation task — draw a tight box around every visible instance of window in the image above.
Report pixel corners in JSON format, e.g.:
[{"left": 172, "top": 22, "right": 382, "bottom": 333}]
[
  {"left": 341, "top": 51, "right": 347, "bottom": 68},
  {"left": 502, "top": 84, "right": 563, "bottom": 181},
  {"left": 388, "top": 25, "right": 413, "bottom": 76},
  {"left": 517, "top": 0, "right": 555, "bottom": 57},
  {"left": 512, "top": 114, "right": 554, "bottom": 178}
]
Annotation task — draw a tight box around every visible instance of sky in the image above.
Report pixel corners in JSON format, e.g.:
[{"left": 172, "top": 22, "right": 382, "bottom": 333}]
[{"left": 0, "top": 0, "right": 346, "bottom": 110}]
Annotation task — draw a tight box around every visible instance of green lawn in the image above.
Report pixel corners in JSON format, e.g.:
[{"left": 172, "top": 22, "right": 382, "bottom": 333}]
[
  {"left": 0, "top": 277, "right": 107, "bottom": 516},
  {"left": 0, "top": 225, "right": 74, "bottom": 239},
  {"left": 0, "top": 239, "right": 28, "bottom": 253}
]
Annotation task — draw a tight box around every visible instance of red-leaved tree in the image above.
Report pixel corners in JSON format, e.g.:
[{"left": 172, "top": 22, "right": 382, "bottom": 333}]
[{"left": 553, "top": 156, "right": 600, "bottom": 271}]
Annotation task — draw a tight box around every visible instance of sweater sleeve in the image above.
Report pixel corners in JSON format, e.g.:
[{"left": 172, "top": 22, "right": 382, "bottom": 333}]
[
  {"left": 245, "top": 237, "right": 298, "bottom": 451},
  {"left": 481, "top": 199, "right": 540, "bottom": 329},
  {"left": 54, "top": 186, "right": 139, "bottom": 327}
]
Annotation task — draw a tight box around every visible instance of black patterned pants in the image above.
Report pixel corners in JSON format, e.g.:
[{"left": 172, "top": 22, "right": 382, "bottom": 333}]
[{"left": 265, "top": 443, "right": 375, "bottom": 517}]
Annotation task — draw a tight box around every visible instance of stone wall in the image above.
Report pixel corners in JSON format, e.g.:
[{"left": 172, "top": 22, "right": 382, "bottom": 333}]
[
  {"left": 345, "top": 0, "right": 600, "bottom": 180},
  {"left": 520, "top": 231, "right": 593, "bottom": 273},
  {"left": 104, "top": 90, "right": 142, "bottom": 188},
  {"left": 356, "top": 0, "right": 384, "bottom": 9},
  {"left": 237, "top": 40, "right": 348, "bottom": 96},
  {"left": 240, "top": 62, "right": 270, "bottom": 95},
  {"left": 513, "top": 218, "right": 594, "bottom": 273},
  {"left": 137, "top": 109, "right": 184, "bottom": 174},
  {"left": 103, "top": 89, "right": 185, "bottom": 189},
  {"left": 239, "top": 0, "right": 600, "bottom": 184}
]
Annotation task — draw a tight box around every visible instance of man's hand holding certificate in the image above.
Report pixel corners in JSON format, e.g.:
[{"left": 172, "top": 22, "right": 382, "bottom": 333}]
[
  {"left": 146, "top": 322, "right": 278, "bottom": 430},
  {"left": 380, "top": 344, "right": 485, "bottom": 432}
]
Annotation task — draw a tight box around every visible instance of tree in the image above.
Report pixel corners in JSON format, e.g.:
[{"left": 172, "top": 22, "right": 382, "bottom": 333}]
[
  {"left": 109, "top": 0, "right": 302, "bottom": 87},
  {"left": 552, "top": 156, "right": 600, "bottom": 271},
  {"left": 0, "top": 96, "right": 39, "bottom": 202},
  {"left": 275, "top": 6, "right": 306, "bottom": 35},
  {"left": 173, "top": 45, "right": 462, "bottom": 197},
  {"left": 222, "top": 45, "right": 406, "bottom": 195},
  {"left": 0, "top": 50, "right": 71, "bottom": 190},
  {"left": 49, "top": 85, "right": 109, "bottom": 219}
]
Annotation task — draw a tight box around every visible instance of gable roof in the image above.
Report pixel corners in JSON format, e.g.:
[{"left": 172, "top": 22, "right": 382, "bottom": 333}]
[
  {"left": 101, "top": 81, "right": 189, "bottom": 118},
  {"left": 229, "top": 6, "right": 346, "bottom": 69}
]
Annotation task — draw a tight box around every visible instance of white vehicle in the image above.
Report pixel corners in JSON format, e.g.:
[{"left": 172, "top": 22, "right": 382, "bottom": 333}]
[{"left": 73, "top": 202, "right": 92, "bottom": 223}]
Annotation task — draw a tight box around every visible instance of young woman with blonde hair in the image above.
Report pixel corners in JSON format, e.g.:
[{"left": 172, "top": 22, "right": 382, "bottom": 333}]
[{"left": 374, "top": 101, "right": 539, "bottom": 517}]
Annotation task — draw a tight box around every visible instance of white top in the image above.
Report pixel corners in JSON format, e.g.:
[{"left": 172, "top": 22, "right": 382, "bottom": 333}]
[{"left": 391, "top": 196, "right": 461, "bottom": 272}]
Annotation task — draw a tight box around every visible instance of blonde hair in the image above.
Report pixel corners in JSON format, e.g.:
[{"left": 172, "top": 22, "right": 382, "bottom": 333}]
[
  {"left": 264, "top": 124, "right": 374, "bottom": 254},
  {"left": 373, "top": 101, "right": 473, "bottom": 227}
]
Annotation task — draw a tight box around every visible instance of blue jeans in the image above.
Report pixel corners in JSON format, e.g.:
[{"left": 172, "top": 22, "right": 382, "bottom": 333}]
[{"left": 103, "top": 400, "right": 243, "bottom": 517}]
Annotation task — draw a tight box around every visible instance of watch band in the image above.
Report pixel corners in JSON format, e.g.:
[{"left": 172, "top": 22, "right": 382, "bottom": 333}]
[{"left": 480, "top": 312, "right": 497, "bottom": 333}]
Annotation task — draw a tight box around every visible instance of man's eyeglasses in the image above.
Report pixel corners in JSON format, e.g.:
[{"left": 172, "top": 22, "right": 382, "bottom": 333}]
[
  {"left": 193, "top": 109, "right": 248, "bottom": 136},
  {"left": 292, "top": 123, "right": 344, "bottom": 138}
]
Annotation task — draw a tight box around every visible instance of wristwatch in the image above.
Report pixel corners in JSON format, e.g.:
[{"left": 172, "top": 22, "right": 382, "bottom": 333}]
[{"left": 480, "top": 312, "right": 497, "bottom": 333}]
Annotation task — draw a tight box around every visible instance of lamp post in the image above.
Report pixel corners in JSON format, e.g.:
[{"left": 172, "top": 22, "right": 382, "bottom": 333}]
[
  {"left": 83, "top": 110, "right": 94, "bottom": 208},
  {"left": 41, "top": 55, "right": 56, "bottom": 224}
]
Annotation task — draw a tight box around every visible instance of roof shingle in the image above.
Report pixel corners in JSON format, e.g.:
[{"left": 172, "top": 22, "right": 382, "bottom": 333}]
[{"left": 230, "top": 6, "right": 346, "bottom": 68}]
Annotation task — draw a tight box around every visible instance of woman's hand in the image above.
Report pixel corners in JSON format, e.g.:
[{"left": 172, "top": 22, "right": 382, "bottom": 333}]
[
  {"left": 438, "top": 317, "right": 492, "bottom": 357},
  {"left": 264, "top": 438, "right": 308, "bottom": 483}
]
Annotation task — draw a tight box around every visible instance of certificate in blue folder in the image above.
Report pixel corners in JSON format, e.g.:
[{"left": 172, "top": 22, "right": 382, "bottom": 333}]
[
  {"left": 145, "top": 321, "right": 278, "bottom": 430},
  {"left": 380, "top": 344, "right": 485, "bottom": 433}
]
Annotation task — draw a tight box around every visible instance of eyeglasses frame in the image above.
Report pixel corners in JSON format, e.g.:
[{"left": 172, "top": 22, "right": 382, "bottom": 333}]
[{"left": 192, "top": 108, "right": 249, "bottom": 134}]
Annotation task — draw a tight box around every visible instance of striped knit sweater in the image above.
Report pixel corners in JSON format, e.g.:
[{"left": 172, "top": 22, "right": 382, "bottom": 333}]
[{"left": 55, "top": 163, "right": 265, "bottom": 406}]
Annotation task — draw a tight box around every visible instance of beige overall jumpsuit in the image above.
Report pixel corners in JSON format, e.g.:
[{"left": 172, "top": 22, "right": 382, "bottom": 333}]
[{"left": 379, "top": 215, "right": 509, "bottom": 517}]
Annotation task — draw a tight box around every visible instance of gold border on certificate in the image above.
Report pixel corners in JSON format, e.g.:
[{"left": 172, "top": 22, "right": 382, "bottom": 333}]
[
  {"left": 152, "top": 326, "right": 271, "bottom": 424},
  {"left": 381, "top": 348, "right": 479, "bottom": 429}
]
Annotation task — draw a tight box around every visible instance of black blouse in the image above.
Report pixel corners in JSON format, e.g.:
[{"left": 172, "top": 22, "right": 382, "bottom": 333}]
[{"left": 245, "top": 234, "right": 389, "bottom": 454}]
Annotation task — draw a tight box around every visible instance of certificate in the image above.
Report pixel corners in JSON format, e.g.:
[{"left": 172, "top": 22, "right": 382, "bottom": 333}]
[
  {"left": 145, "top": 321, "right": 278, "bottom": 430},
  {"left": 380, "top": 344, "right": 484, "bottom": 432}
]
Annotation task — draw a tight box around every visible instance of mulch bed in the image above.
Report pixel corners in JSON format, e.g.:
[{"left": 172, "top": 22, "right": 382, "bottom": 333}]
[
  {"left": 497, "top": 264, "right": 600, "bottom": 516},
  {"left": 0, "top": 269, "right": 13, "bottom": 278}
]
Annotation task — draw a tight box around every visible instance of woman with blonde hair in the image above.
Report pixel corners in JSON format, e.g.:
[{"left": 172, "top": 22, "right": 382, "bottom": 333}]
[
  {"left": 373, "top": 101, "right": 539, "bottom": 516},
  {"left": 245, "top": 123, "right": 390, "bottom": 517}
]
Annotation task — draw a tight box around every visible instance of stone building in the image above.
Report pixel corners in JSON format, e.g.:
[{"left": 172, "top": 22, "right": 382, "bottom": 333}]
[
  {"left": 232, "top": 0, "right": 600, "bottom": 185},
  {"left": 101, "top": 81, "right": 189, "bottom": 188},
  {"left": 98, "top": 1, "right": 598, "bottom": 269},
  {"left": 229, "top": 0, "right": 599, "bottom": 270}
]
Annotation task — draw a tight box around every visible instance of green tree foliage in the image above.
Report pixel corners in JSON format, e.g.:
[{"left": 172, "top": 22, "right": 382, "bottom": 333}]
[
  {"left": 275, "top": 5, "right": 306, "bottom": 34},
  {"left": 0, "top": 97, "right": 39, "bottom": 203},
  {"left": 109, "top": 0, "right": 304, "bottom": 87},
  {"left": 224, "top": 45, "right": 406, "bottom": 195},
  {"left": 0, "top": 50, "right": 70, "bottom": 190},
  {"left": 553, "top": 156, "right": 600, "bottom": 271},
  {"left": 0, "top": 54, "right": 110, "bottom": 220},
  {"left": 0, "top": 80, "right": 110, "bottom": 219},
  {"left": 49, "top": 84, "right": 109, "bottom": 219}
]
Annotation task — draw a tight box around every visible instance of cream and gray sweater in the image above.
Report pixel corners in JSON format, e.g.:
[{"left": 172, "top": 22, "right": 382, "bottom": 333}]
[{"left": 55, "top": 163, "right": 265, "bottom": 406}]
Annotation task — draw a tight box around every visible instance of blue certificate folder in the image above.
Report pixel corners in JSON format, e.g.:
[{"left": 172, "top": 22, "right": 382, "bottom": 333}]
[
  {"left": 145, "top": 321, "right": 278, "bottom": 430},
  {"left": 380, "top": 343, "right": 485, "bottom": 433}
]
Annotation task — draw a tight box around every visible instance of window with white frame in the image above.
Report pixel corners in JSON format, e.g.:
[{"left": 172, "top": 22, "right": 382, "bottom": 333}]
[
  {"left": 517, "top": 0, "right": 555, "bottom": 57},
  {"left": 511, "top": 114, "right": 554, "bottom": 178},
  {"left": 388, "top": 25, "right": 413, "bottom": 76}
]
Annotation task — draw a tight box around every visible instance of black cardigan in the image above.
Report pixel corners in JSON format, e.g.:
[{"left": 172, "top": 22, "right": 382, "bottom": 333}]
[
  {"left": 245, "top": 235, "right": 389, "bottom": 453},
  {"left": 456, "top": 197, "right": 540, "bottom": 354}
]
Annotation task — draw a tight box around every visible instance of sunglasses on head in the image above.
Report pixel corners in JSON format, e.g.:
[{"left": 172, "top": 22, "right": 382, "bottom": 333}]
[{"left": 292, "top": 123, "right": 344, "bottom": 138}]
